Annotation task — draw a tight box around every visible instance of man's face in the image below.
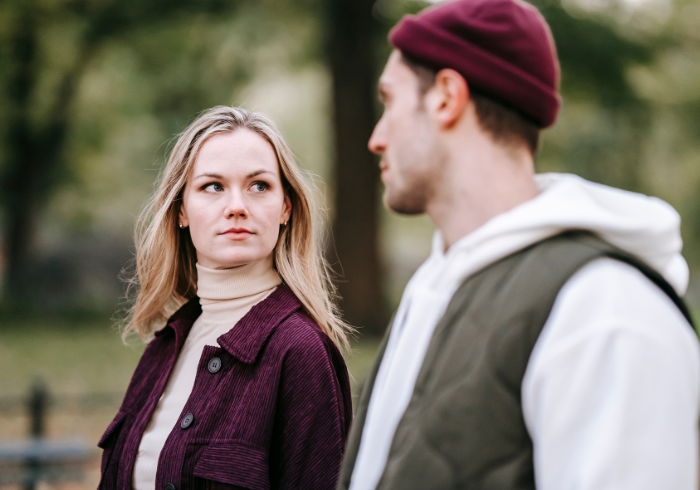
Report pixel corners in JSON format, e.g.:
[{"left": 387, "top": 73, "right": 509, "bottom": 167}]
[{"left": 369, "top": 50, "right": 445, "bottom": 215}]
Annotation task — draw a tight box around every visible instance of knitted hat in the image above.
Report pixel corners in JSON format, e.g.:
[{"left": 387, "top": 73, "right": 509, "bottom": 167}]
[{"left": 390, "top": 0, "right": 561, "bottom": 128}]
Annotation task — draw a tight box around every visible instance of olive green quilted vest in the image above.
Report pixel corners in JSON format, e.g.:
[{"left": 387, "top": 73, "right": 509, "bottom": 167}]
[{"left": 338, "top": 232, "right": 693, "bottom": 490}]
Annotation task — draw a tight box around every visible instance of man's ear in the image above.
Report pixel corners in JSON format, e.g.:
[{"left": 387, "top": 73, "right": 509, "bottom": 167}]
[{"left": 425, "top": 68, "right": 469, "bottom": 129}]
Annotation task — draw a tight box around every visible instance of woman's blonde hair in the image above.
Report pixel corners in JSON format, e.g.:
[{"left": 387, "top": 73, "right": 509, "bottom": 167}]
[{"left": 122, "top": 106, "right": 352, "bottom": 351}]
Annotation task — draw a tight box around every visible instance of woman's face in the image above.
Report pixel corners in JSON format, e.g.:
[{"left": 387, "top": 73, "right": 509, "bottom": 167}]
[{"left": 179, "top": 129, "right": 291, "bottom": 269}]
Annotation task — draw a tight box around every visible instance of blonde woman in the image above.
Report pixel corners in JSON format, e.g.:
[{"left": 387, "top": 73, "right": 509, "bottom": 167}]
[{"left": 97, "top": 106, "right": 353, "bottom": 490}]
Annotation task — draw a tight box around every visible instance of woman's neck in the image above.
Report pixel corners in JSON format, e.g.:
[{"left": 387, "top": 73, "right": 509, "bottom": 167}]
[{"left": 195, "top": 255, "right": 281, "bottom": 324}]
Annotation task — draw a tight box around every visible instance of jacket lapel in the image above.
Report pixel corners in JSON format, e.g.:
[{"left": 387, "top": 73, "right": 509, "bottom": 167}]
[{"left": 217, "top": 284, "right": 302, "bottom": 364}]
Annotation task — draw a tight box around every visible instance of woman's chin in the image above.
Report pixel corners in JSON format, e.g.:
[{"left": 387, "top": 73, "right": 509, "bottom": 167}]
[{"left": 202, "top": 252, "right": 268, "bottom": 270}]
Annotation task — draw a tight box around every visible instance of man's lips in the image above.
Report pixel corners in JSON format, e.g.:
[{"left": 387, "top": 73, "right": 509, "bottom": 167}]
[
  {"left": 379, "top": 158, "right": 389, "bottom": 174},
  {"left": 379, "top": 164, "right": 390, "bottom": 181}
]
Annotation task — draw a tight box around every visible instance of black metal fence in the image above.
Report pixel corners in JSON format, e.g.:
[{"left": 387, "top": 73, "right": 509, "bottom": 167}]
[{"left": 0, "top": 381, "right": 123, "bottom": 488}]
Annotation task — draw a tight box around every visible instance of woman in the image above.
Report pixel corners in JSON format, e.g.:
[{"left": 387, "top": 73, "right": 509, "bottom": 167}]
[{"left": 98, "top": 106, "right": 353, "bottom": 490}]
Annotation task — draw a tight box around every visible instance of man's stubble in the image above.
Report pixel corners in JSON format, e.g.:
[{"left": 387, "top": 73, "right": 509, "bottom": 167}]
[{"left": 383, "top": 115, "right": 446, "bottom": 216}]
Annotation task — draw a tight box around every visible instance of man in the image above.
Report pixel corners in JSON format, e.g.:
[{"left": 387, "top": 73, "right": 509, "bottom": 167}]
[{"left": 337, "top": 1, "right": 700, "bottom": 489}]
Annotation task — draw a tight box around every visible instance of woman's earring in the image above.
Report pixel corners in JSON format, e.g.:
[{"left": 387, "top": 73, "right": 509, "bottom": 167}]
[
  {"left": 179, "top": 223, "right": 183, "bottom": 228},
  {"left": 284, "top": 221, "right": 288, "bottom": 226}
]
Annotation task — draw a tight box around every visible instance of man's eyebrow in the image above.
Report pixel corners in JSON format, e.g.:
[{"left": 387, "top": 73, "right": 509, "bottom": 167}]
[
  {"left": 193, "top": 172, "right": 224, "bottom": 180},
  {"left": 246, "top": 169, "right": 275, "bottom": 179}
]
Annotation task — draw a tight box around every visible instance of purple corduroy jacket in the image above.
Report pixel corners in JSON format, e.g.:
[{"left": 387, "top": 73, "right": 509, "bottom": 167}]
[{"left": 97, "top": 284, "right": 352, "bottom": 490}]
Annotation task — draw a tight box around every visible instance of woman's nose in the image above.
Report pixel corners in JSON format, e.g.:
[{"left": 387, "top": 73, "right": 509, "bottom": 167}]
[{"left": 224, "top": 191, "right": 247, "bottom": 218}]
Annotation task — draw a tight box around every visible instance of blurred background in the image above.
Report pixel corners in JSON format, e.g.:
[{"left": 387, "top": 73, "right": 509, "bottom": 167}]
[{"left": 0, "top": 0, "right": 699, "bottom": 487}]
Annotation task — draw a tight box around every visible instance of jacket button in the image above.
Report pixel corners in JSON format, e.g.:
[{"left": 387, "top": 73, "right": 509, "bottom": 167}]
[
  {"left": 180, "top": 413, "right": 194, "bottom": 429},
  {"left": 164, "top": 485, "right": 176, "bottom": 490},
  {"left": 208, "top": 357, "right": 222, "bottom": 373}
]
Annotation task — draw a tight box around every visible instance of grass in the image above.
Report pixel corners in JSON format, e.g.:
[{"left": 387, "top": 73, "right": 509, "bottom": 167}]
[
  {"left": 2, "top": 302, "right": 696, "bottom": 404},
  {"left": 0, "top": 314, "right": 382, "bottom": 490},
  {"left": 0, "top": 314, "right": 382, "bottom": 405},
  {"left": 0, "top": 317, "right": 145, "bottom": 397},
  {"left": 1, "top": 306, "right": 696, "bottom": 489}
]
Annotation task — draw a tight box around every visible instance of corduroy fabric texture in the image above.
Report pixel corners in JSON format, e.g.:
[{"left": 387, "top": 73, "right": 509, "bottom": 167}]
[
  {"left": 98, "top": 284, "right": 352, "bottom": 490},
  {"left": 133, "top": 258, "right": 281, "bottom": 490},
  {"left": 390, "top": 0, "right": 561, "bottom": 127}
]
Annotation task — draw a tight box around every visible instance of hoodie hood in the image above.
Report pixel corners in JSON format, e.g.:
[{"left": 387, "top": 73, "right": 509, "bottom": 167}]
[{"left": 422, "top": 173, "right": 688, "bottom": 296}]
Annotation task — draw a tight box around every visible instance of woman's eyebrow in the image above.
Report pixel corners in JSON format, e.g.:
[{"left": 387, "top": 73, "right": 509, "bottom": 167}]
[
  {"left": 246, "top": 169, "right": 275, "bottom": 179},
  {"left": 193, "top": 172, "right": 224, "bottom": 180},
  {"left": 192, "top": 170, "right": 274, "bottom": 180}
]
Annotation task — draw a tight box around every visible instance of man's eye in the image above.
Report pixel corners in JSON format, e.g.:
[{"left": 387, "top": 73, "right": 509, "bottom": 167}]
[
  {"left": 251, "top": 182, "right": 269, "bottom": 192},
  {"left": 203, "top": 183, "right": 223, "bottom": 192}
]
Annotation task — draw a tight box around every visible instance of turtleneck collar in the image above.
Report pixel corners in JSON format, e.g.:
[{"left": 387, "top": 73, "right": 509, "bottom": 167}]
[{"left": 195, "top": 255, "right": 282, "bottom": 325}]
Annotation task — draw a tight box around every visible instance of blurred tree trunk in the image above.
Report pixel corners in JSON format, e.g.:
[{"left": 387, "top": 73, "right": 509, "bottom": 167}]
[
  {"left": 3, "top": 6, "right": 39, "bottom": 302},
  {"left": 3, "top": 5, "right": 94, "bottom": 302},
  {"left": 327, "top": 0, "right": 385, "bottom": 335},
  {"left": 1, "top": 0, "right": 230, "bottom": 305}
]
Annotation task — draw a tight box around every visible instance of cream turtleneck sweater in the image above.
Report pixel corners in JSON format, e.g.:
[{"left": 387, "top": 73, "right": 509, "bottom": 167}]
[{"left": 133, "top": 256, "right": 281, "bottom": 490}]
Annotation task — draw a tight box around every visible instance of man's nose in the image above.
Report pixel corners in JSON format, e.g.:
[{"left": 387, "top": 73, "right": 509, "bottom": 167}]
[{"left": 368, "top": 118, "right": 386, "bottom": 155}]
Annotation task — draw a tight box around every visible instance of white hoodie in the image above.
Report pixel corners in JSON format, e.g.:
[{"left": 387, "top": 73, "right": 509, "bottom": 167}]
[{"left": 350, "top": 173, "right": 700, "bottom": 490}]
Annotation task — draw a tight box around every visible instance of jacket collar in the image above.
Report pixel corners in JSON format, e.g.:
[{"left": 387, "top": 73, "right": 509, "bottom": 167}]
[
  {"left": 154, "top": 296, "right": 202, "bottom": 347},
  {"left": 155, "top": 284, "right": 302, "bottom": 364},
  {"left": 217, "top": 284, "right": 302, "bottom": 364}
]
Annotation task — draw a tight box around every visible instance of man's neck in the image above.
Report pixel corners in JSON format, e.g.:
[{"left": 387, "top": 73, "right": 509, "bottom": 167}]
[{"left": 426, "top": 137, "right": 539, "bottom": 251}]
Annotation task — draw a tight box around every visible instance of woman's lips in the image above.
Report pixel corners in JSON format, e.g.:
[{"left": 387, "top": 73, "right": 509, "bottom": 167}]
[{"left": 221, "top": 228, "right": 253, "bottom": 240}]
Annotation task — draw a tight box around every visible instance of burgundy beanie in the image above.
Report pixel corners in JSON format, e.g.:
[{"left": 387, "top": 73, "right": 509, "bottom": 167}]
[{"left": 390, "top": 0, "right": 561, "bottom": 128}]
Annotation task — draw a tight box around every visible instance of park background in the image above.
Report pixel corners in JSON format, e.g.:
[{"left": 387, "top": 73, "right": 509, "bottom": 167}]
[{"left": 1, "top": 0, "right": 699, "bottom": 487}]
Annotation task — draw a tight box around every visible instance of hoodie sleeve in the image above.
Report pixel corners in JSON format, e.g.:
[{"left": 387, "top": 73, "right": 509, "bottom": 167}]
[{"left": 522, "top": 258, "right": 700, "bottom": 490}]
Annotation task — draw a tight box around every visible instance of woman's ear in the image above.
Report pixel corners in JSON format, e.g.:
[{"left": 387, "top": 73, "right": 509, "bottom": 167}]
[
  {"left": 281, "top": 195, "right": 292, "bottom": 224},
  {"left": 178, "top": 203, "right": 189, "bottom": 229}
]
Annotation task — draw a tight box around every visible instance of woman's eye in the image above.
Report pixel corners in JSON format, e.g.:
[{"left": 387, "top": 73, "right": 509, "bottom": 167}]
[
  {"left": 203, "top": 183, "right": 223, "bottom": 193},
  {"left": 251, "top": 182, "right": 269, "bottom": 192}
]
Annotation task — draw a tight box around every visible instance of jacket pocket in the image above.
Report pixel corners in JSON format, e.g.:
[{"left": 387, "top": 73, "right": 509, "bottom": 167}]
[
  {"left": 97, "top": 410, "right": 128, "bottom": 478},
  {"left": 193, "top": 442, "right": 270, "bottom": 490}
]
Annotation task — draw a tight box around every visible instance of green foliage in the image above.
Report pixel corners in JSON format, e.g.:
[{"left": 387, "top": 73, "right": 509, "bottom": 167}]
[
  {"left": 1, "top": 0, "right": 700, "bottom": 310},
  {"left": 533, "top": 0, "right": 700, "bottom": 282},
  {"left": 372, "top": 0, "right": 700, "bottom": 308},
  {"left": 0, "top": 0, "right": 329, "bottom": 306},
  {"left": 535, "top": 0, "right": 654, "bottom": 106}
]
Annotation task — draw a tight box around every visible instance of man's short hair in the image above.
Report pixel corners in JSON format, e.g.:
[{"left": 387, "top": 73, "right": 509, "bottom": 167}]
[{"left": 401, "top": 54, "right": 541, "bottom": 156}]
